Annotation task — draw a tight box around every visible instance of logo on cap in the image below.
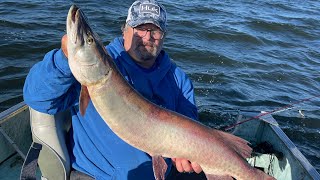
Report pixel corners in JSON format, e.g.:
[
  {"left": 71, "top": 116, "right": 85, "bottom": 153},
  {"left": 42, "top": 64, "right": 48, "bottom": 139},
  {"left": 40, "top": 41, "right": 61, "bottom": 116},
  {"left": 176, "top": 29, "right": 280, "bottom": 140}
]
[{"left": 139, "top": 3, "right": 160, "bottom": 16}]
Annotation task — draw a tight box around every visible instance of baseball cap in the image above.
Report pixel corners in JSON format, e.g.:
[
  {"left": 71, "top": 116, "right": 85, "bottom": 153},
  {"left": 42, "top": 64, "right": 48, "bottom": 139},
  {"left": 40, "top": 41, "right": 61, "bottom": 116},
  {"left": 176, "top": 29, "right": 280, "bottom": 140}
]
[{"left": 126, "top": 0, "right": 167, "bottom": 32}]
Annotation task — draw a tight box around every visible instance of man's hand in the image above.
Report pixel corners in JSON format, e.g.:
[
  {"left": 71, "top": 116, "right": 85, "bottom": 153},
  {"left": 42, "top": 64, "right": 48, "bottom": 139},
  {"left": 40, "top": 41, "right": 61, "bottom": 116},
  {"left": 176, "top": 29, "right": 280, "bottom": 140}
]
[
  {"left": 172, "top": 158, "right": 202, "bottom": 174},
  {"left": 61, "top": 34, "right": 68, "bottom": 58}
]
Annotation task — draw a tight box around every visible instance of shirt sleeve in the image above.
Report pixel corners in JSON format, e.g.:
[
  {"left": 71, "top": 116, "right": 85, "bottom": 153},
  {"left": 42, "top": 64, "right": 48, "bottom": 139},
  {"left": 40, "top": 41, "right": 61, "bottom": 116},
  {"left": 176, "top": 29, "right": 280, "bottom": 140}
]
[
  {"left": 23, "top": 49, "right": 79, "bottom": 114},
  {"left": 173, "top": 66, "right": 199, "bottom": 121}
]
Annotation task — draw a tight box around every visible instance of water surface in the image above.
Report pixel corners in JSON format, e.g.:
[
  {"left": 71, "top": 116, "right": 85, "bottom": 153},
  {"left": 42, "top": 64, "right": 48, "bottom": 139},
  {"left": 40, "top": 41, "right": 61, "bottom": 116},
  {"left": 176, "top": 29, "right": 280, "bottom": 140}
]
[{"left": 0, "top": 0, "right": 319, "bottom": 172}]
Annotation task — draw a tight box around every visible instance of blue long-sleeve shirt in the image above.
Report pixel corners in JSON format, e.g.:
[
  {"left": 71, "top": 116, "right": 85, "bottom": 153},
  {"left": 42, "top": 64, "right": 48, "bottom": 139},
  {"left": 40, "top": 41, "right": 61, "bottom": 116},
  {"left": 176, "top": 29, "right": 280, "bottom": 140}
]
[{"left": 23, "top": 37, "right": 198, "bottom": 180}]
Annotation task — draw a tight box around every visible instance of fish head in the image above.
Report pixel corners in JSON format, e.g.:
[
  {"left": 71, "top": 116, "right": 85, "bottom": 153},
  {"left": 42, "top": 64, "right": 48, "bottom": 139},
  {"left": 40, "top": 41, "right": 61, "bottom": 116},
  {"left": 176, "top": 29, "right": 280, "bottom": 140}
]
[{"left": 66, "top": 5, "right": 110, "bottom": 86}]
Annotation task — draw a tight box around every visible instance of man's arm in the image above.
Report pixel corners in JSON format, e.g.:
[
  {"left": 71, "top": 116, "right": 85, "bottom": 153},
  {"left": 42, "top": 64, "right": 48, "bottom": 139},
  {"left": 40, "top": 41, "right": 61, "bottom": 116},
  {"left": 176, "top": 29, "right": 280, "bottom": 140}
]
[
  {"left": 174, "top": 66, "right": 198, "bottom": 121},
  {"left": 23, "top": 35, "right": 79, "bottom": 114}
]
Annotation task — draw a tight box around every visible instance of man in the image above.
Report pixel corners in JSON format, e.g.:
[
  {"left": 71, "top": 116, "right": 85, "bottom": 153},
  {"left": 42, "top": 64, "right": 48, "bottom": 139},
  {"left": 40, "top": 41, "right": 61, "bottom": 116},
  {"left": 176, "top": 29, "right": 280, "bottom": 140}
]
[{"left": 24, "top": 0, "right": 202, "bottom": 179}]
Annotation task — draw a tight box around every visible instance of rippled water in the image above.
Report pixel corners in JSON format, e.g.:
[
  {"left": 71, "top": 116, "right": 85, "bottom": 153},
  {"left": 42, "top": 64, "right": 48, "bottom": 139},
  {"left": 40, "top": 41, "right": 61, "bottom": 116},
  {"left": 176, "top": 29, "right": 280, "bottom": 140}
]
[{"left": 0, "top": 0, "right": 319, "bottom": 172}]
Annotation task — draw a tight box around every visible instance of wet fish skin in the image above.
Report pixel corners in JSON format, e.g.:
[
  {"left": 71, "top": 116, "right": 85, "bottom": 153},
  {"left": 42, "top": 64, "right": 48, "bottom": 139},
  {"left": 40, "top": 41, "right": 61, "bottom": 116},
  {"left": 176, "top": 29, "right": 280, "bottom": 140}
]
[{"left": 66, "top": 5, "right": 275, "bottom": 180}]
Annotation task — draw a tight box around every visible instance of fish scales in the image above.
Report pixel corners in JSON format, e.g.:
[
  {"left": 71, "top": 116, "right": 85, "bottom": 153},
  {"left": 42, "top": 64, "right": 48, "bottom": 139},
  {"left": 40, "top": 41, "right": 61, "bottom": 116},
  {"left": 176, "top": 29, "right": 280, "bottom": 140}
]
[{"left": 90, "top": 72, "right": 248, "bottom": 174}]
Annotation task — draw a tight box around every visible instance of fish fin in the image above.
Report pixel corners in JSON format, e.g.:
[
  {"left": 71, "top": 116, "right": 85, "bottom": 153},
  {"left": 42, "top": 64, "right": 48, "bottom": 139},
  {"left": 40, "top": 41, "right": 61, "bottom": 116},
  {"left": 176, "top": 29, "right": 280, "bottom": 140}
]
[
  {"left": 79, "top": 85, "right": 90, "bottom": 116},
  {"left": 205, "top": 174, "right": 234, "bottom": 180},
  {"left": 152, "top": 155, "right": 167, "bottom": 180},
  {"left": 218, "top": 131, "right": 252, "bottom": 159}
]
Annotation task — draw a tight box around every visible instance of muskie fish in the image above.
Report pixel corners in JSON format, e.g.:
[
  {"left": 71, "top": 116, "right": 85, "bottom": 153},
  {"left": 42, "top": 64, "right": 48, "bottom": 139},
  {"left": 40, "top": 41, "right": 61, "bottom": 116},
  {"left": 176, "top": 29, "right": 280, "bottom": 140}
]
[{"left": 66, "top": 5, "right": 275, "bottom": 180}]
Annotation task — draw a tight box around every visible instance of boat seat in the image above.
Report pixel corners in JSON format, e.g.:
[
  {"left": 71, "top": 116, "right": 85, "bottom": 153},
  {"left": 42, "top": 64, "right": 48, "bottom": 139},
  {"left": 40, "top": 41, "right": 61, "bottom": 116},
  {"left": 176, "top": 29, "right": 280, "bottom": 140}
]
[{"left": 24, "top": 107, "right": 72, "bottom": 180}]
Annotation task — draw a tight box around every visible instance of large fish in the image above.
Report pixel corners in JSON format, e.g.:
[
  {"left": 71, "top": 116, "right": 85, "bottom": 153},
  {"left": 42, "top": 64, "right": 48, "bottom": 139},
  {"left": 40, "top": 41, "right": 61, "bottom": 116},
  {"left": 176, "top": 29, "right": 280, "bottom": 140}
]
[{"left": 66, "top": 5, "right": 275, "bottom": 180}]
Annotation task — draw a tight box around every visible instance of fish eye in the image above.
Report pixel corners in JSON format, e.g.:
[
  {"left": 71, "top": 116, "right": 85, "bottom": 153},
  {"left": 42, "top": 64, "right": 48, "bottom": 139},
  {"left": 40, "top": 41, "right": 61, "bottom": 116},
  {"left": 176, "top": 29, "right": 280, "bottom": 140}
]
[{"left": 87, "top": 37, "right": 94, "bottom": 45}]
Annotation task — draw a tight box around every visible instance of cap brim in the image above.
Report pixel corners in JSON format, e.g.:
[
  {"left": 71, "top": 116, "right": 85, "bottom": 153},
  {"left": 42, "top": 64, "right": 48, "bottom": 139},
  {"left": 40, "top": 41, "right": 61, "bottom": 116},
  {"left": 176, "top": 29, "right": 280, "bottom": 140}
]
[{"left": 128, "top": 19, "right": 165, "bottom": 32}]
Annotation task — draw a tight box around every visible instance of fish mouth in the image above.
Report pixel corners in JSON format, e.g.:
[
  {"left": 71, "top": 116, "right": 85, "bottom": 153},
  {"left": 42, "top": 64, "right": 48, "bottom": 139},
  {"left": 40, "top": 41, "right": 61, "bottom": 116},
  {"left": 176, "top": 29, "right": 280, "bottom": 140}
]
[
  {"left": 67, "top": 5, "right": 79, "bottom": 45},
  {"left": 67, "top": 5, "right": 98, "bottom": 65},
  {"left": 67, "top": 5, "right": 90, "bottom": 46},
  {"left": 70, "top": 5, "right": 78, "bottom": 23},
  {"left": 68, "top": 5, "right": 87, "bottom": 25}
]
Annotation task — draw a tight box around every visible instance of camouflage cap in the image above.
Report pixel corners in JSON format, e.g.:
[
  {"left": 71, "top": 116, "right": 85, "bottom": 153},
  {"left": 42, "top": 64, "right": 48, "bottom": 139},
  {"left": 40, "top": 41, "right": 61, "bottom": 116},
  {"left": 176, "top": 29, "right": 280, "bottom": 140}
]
[{"left": 126, "top": 0, "right": 167, "bottom": 32}]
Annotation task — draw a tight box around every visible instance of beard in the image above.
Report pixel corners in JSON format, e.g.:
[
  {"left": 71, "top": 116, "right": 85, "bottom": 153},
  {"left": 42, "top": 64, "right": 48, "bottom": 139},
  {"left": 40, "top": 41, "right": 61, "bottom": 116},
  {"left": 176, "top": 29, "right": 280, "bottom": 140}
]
[{"left": 135, "top": 42, "right": 160, "bottom": 61}]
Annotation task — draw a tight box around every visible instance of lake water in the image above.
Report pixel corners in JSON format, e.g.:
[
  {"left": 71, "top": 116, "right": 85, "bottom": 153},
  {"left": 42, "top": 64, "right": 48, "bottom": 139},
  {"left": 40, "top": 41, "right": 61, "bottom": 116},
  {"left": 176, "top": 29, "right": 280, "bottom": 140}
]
[{"left": 0, "top": 0, "right": 319, "bottom": 173}]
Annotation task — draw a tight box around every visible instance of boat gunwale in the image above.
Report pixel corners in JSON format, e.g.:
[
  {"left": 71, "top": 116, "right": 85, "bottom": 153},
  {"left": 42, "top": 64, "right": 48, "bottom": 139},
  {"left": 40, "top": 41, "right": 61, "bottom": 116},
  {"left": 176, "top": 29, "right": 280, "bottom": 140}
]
[
  {"left": 260, "top": 114, "right": 320, "bottom": 179},
  {"left": 0, "top": 102, "right": 28, "bottom": 125}
]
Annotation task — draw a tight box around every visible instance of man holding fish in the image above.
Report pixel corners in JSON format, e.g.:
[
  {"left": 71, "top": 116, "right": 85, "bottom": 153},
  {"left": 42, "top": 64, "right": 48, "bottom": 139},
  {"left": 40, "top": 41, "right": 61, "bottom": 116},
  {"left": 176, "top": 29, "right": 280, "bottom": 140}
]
[{"left": 24, "top": 0, "right": 202, "bottom": 179}]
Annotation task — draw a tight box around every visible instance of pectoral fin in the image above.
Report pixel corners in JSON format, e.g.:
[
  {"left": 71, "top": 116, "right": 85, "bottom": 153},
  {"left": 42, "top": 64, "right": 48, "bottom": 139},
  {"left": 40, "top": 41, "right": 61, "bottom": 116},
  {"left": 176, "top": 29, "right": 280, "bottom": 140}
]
[
  {"left": 79, "top": 85, "right": 90, "bottom": 116},
  {"left": 152, "top": 155, "right": 167, "bottom": 180}
]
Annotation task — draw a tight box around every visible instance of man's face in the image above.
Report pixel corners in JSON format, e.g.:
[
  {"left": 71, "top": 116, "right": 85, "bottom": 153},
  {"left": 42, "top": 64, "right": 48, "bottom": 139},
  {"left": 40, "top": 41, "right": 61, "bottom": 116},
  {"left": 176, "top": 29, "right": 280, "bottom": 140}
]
[{"left": 123, "top": 23, "right": 164, "bottom": 68}]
